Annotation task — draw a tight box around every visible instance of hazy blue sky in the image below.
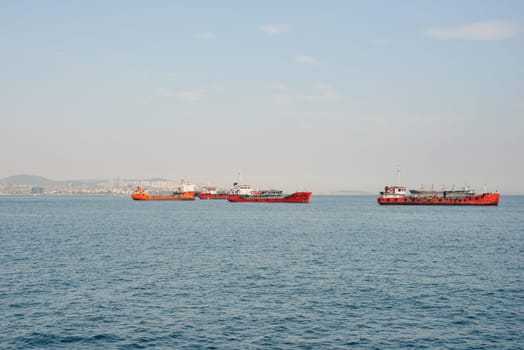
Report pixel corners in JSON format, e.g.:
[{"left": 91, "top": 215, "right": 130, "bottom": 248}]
[{"left": 2, "top": 1, "right": 523, "bottom": 193}]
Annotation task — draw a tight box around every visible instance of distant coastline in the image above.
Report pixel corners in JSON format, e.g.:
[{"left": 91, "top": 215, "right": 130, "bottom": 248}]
[
  {"left": 0, "top": 174, "right": 151, "bottom": 196},
  {"left": 2, "top": 174, "right": 517, "bottom": 196},
  {"left": 1, "top": 174, "right": 371, "bottom": 196}
]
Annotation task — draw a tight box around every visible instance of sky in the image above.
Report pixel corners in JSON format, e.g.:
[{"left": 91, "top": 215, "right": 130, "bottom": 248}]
[{"left": 1, "top": 1, "right": 523, "bottom": 194}]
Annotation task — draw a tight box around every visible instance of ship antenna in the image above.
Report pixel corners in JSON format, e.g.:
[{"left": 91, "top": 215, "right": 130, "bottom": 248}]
[{"left": 396, "top": 167, "right": 401, "bottom": 186}]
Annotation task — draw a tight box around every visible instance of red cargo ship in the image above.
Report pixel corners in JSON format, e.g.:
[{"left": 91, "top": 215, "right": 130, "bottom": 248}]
[
  {"left": 226, "top": 183, "right": 312, "bottom": 203},
  {"left": 198, "top": 186, "right": 228, "bottom": 200},
  {"left": 377, "top": 185, "right": 499, "bottom": 206}
]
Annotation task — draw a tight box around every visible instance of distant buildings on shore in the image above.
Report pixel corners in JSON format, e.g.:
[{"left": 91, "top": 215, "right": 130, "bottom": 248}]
[{"left": 0, "top": 176, "right": 184, "bottom": 195}]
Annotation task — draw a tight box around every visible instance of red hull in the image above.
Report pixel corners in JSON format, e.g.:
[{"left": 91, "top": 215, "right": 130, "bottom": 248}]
[
  {"left": 227, "top": 191, "right": 312, "bottom": 203},
  {"left": 377, "top": 192, "right": 500, "bottom": 205},
  {"left": 198, "top": 193, "right": 228, "bottom": 200}
]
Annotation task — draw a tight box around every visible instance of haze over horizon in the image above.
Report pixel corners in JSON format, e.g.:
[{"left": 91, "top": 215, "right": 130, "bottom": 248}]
[{"left": 2, "top": 1, "right": 523, "bottom": 194}]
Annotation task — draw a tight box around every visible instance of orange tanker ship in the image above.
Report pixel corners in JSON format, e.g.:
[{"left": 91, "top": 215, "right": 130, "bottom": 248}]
[
  {"left": 377, "top": 185, "right": 499, "bottom": 206},
  {"left": 131, "top": 180, "right": 196, "bottom": 200}
]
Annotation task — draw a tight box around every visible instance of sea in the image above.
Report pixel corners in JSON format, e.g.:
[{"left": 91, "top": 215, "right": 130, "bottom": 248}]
[{"left": 0, "top": 195, "right": 522, "bottom": 349}]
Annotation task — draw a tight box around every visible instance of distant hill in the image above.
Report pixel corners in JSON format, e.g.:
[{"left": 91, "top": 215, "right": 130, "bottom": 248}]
[
  {"left": 1, "top": 174, "right": 177, "bottom": 186},
  {"left": 1, "top": 174, "right": 106, "bottom": 186},
  {"left": 1, "top": 174, "right": 57, "bottom": 185}
]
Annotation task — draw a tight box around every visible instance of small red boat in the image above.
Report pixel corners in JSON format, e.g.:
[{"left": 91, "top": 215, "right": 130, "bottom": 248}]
[
  {"left": 377, "top": 185, "right": 499, "bottom": 206},
  {"left": 198, "top": 186, "right": 228, "bottom": 200},
  {"left": 226, "top": 183, "right": 312, "bottom": 203}
]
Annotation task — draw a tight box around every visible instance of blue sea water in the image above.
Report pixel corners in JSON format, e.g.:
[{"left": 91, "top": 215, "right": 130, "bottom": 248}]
[{"left": 0, "top": 195, "right": 523, "bottom": 349}]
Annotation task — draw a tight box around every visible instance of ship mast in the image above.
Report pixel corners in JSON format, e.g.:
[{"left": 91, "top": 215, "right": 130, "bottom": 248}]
[{"left": 396, "top": 167, "right": 401, "bottom": 187}]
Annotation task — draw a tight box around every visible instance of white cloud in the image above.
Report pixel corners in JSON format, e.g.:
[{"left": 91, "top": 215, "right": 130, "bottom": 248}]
[
  {"left": 271, "top": 94, "right": 292, "bottom": 104},
  {"left": 295, "top": 55, "right": 319, "bottom": 64},
  {"left": 193, "top": 32, "right": 216, "bottom": 39},
  {"left": 315, "top": 83, "right": 335, "bottom": 91},
  {"left": 287, "top": 111, "right": 346, "bottom": 120},
  {"left": 48, "top": 49, "right": 66, "bottom": 57},
  {"left": 260, "top": 24, "right": 289, "bottom": 35},
  {"left": 426, "top": 20, "right": 519, "bottom": 40},
  {"left": 300, "top": 83, "right": 342, "bottom": 102},
  {"left": 155, "top": 88, "right": 173, "bottom": 97},
  {"left": 356, "top": 113, "right": 468, "bottom": 127},
  {"left": 209, "top": 84, "right": 225, "bottom": 92},
  {"left": 270, "top": 84, "right": 342, "bottom": 104},
  {"left": 370, "top": 39, "right": 391, "bottom": 46},
  {"left": 174, "top": 91, "right": 202, "bottom": 102},
  {"left": 156, "top": 89, "right": 202, "bottom": 102},
  {"left": 271, "top": 84, "right": 289, "bottom": 91},
  {"left": 513, "top": 100, "right": 524, "bottom": 112},
  {"left": 301, "top": 91, "right": 341, "bottom": 102},
  {"left": 133, "top": 72, "right": 177, "bottom": 79},
  {"left": 134, "top": 72, "right": 151, "bottom": 79}
]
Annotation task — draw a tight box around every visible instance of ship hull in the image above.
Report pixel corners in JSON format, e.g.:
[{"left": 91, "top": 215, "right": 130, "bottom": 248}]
[
  {"left": 227, "top": 191, "right": 312, "bottom": 203},
  {"left": 132, "top": 192, "right": 196, "bottom": 201},
  {"left": 377, "top": 193, "right": 499, "bottom": 206},
  {"left": 198, "top": 193, "right": 228, "bottom": 200}
]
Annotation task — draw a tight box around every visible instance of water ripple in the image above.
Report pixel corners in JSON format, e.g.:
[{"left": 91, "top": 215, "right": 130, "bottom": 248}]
[{"left": 0, "top": 196, "right": 523, "bottom": 349}]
